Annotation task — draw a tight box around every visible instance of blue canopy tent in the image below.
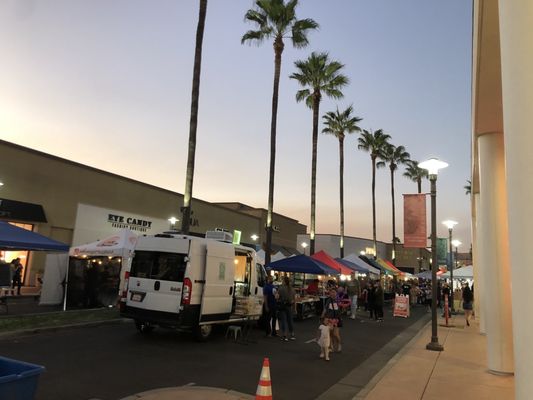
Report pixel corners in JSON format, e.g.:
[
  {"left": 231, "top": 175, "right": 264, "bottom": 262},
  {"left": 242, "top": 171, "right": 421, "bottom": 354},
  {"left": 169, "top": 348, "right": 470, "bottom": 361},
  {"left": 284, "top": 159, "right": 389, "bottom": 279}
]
[
  {"left": 0, "top": 222, "right": 69, "bottom": 252},
  {"left": 267, "top": 255, "right": 339, "bottom": 275}
]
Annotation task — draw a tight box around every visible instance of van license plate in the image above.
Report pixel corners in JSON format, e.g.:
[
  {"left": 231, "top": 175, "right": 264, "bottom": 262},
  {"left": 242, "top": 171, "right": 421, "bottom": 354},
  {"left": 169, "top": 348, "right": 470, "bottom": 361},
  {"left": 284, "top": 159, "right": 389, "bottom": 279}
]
[{"left": 131, "top": 293, "right": 142, "bottom": 302}]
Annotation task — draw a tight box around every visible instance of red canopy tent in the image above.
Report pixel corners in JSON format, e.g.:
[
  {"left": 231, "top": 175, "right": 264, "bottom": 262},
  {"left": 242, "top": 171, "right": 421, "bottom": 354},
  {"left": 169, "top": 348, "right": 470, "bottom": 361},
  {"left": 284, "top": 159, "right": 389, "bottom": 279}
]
[{"left": 311, "top": 250, "right": 353, "bottom": 275}]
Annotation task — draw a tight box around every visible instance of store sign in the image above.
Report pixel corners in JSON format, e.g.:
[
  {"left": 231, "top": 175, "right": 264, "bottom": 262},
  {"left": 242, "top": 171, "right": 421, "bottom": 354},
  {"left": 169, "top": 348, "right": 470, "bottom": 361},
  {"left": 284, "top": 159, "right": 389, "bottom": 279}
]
[
  {"left": 72, "top": 204, "right": 170, "bottom": 247},
  {"left": 107, "top": 213, "right": 153, "bottom": 232}
]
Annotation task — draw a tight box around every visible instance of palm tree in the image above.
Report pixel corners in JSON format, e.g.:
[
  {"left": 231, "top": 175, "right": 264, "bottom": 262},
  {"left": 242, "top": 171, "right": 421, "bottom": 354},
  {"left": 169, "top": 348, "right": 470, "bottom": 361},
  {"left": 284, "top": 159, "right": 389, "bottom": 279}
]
[
  {"left": 242, "top": 0, "right": 318, "bottom": 266},
  {"left": 181, "top": 0, "right": 208, "bottom": 234},
  {"left": 290, "top": 52, "right": 348, "bottom": 255},
  {"left": 357, "top": 129, "right": 391, "bottom": 258},
  {"left": 322, "top": 105, "right": 362, "bottom": 258},
  {"left": 464, "top": 180, "right": 472, "bottom": 195},
  {"left": 403, "top": 160, "right": 428, "bottom": 270},
  {"left": 403, "top": 160, "right": 428, "bottom": 194},
  {"left": 383, "top": 144, "right": 411, "bottom": 265}
]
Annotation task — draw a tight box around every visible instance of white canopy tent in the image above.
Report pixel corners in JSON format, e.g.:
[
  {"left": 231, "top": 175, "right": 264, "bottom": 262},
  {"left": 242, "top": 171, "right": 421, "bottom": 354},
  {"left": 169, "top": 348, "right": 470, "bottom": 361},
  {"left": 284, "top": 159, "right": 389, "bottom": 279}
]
[
  {"left": 40, "top": 229, "right": 137, "bottom": 308},
  {"left": 343, "top": 253, "right": 381, "bottom": 276},
  {"left": 441, "top": 265, "right": 474, "bottom": 279}
]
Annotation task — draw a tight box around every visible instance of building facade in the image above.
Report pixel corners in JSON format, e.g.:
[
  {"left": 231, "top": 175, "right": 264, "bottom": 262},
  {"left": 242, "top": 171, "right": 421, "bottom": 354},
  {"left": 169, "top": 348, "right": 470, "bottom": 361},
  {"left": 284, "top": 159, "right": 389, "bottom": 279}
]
[
  {"left": 0, "top": 140, "right": 306, "bottom": 285},
  {"left": 472, "top": 0, "right": 532, "bottom": 397}
]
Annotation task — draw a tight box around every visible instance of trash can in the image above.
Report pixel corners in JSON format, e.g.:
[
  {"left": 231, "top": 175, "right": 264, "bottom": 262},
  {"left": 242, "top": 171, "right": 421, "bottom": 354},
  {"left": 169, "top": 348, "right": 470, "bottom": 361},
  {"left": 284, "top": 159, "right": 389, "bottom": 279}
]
[{"left": 0, "top": 356, "right": 45, "bottom": 400}]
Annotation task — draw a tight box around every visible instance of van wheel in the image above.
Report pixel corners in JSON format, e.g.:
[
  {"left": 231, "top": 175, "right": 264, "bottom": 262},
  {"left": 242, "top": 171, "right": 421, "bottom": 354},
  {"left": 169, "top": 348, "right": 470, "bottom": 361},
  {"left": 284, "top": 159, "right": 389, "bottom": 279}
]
[
  {"left": 135, "top": 320, "right": 155, "bottom": 334},
  {"left": 195, "top": 324, "right": 213, "bottom": 341}
]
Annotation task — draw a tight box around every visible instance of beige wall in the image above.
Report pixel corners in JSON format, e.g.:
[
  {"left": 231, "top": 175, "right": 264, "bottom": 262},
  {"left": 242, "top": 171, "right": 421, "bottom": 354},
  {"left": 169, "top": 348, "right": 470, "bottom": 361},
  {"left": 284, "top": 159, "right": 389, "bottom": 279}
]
[{"left": 0, "top": 140, "right": 305, "bottom": 282}]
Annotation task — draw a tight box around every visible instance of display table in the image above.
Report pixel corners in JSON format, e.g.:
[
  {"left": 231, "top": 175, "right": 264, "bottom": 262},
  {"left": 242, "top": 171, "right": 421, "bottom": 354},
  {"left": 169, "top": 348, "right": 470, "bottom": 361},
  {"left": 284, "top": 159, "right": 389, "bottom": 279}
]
[{"left": 295, "top": 296, "right": 320, "bottom": 320}]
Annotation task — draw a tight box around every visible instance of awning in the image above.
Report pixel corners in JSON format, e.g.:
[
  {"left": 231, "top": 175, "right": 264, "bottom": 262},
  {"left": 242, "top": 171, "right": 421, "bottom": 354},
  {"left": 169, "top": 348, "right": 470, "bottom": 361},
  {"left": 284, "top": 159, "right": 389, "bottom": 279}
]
[
  {"left": 69, "top": 229, "right": 138, "bottom": 258},
  {"left": 0, "top": 221, "right": 69, "bottom": 251},
  {"left": 359, "top": 255, "right": 397, "bottom": 276},
  {"left": 342, "top": 253, "right": 381, "bottom": 276},
  {"left": 377, "top": 258, "right": 403, "bottom": 276},
  {"left": 311, "top": 251, "right": 353, "bottom": 275},
  {"left": 267, "top": 255, "right": 338, "bottom": 275},
  {"left": 441, "top": 265, "right": 473, "bottom": 279},
  {"left": 0, "top": 198, "right": 47, "bottom": 223}
]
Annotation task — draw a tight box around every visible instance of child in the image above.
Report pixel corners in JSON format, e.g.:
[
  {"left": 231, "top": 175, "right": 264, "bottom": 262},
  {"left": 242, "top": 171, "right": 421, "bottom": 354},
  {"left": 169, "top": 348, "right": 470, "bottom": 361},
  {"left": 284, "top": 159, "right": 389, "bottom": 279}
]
[{"left": 316, "top": 317, "right": 332, "bottom": 361}]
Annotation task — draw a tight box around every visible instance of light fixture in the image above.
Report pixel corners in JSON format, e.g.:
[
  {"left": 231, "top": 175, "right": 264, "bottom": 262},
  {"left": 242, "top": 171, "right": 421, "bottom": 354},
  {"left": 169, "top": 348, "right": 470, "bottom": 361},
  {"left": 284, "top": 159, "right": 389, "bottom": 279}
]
[
  {"left": 168, "top": 217, "right": 179, "bottom": 225},
  {"left": 420, "top": 156, "right": 448, "bottom": 352},
  {"left": 442, "top": 220, "right": 458, "bottom": 230},
  {"left": 451, "top": 239, "right": 462, "bottom": 248},
  {"left": 251, "top": 234, "right": 259, "bottom": 241},
  {"left": 360, "top": 250, "right": 366, "bottom": 255},
  {"left": 418, "top": 158, "right": 449, "bottom": 176},
  {"left": 0, "top": 182, "right": 4, "bottom": 187}
]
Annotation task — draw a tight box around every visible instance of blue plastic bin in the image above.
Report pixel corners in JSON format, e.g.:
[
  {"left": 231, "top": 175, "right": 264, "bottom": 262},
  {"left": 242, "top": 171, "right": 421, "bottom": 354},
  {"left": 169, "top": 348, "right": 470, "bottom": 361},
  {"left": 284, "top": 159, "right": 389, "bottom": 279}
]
[{"left": 0, "top": 356, "right": 45, "bottom": 400}]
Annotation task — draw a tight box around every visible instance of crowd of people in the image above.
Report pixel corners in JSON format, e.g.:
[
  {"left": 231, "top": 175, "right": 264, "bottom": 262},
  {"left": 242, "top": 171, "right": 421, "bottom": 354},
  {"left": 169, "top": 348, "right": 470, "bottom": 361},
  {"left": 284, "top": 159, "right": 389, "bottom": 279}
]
[{"left": 261, "top": 273, "right": 475, "bottom": 362}]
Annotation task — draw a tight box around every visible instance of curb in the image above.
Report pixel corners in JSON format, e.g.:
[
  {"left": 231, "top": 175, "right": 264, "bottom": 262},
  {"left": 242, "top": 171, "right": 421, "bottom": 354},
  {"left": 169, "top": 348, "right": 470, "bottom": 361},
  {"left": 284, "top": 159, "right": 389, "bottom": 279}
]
[
  {"left": 0, "top": 318, "right": 127, "bottom": 340},
  {"left": 119, "top": 385, "right": 255, "bottom": 400}
]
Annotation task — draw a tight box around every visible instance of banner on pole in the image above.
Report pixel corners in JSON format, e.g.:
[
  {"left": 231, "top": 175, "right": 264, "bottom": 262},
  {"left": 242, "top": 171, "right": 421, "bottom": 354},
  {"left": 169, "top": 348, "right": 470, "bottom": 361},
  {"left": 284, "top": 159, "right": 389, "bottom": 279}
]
[
  {"left": 437, "top": 238, "right": 448, "bottom": 266},
  {"left": 393, "top": 294, "right": 410, "bottom": 318},
  {"left": 403, "top": 194, "right": 427, "bottom": 248}
]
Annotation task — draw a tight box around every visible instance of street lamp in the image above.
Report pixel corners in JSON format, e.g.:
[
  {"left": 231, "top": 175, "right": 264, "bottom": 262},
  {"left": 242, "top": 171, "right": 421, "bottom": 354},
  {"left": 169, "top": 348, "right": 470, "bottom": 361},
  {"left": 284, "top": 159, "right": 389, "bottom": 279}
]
[
  {"left": 419, "top": 157, "right": 448, "bottom": 352},
  {"left": 442, "top": 220, "right": 458, "bottom": 313},
  {"left": 301, "top": 242, "right": 308, "bottom": 256},
  {"left": 168, "top": 217, "right": 179, "bottom": 230},
  {"left": 452, "top": 239, "right": 461, "bottom": 270}
]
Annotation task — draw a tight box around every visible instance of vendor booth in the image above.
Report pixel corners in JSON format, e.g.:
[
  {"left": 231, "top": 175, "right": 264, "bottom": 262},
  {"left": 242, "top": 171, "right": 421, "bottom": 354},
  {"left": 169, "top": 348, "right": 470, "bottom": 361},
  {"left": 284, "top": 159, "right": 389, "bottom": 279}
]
[
  {"left": 341, "top": 254, "right": 381, "bottom": 277},
  {"left": 65, "top": 229, "right": 138, "bottom": 309},
  {"left": 0, "top": 222, "right": 69, "bottom": 298},
  {"left": 267, "top": 255, "right": 338, "bottom": 319}
]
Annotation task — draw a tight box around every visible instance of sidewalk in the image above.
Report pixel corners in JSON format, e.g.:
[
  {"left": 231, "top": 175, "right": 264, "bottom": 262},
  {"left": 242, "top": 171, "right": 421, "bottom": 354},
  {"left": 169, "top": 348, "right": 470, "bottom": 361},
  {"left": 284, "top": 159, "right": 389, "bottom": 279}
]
[
  {"left": 359, "top": 314, "right": 515, "bottom": 400},
  {"left": 120, "top": 315, "right": 515, "bottom": 400}
]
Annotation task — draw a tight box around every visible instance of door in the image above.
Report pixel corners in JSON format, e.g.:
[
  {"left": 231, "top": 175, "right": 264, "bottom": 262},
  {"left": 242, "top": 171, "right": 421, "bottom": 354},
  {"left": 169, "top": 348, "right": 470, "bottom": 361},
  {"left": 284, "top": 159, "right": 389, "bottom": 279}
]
[
  {"left": 127, "top": 251, "right": 187, "bottom": 314},
  {"left": 199, "top": 241, "right": 235, "bottom": 322}
]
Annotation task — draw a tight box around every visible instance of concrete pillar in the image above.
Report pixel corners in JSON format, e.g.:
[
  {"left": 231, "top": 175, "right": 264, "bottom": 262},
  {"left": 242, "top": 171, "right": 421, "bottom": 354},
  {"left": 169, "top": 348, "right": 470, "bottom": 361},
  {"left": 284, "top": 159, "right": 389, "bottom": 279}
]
[
  {"left": 472, "top": 193, "right": 485, "bottom": 334},
  {"left": 499, "top": 0, "right": 533, "bottom": 395},
  {"left": 477, "top": 132, "right": 514, "bottom": 374}
]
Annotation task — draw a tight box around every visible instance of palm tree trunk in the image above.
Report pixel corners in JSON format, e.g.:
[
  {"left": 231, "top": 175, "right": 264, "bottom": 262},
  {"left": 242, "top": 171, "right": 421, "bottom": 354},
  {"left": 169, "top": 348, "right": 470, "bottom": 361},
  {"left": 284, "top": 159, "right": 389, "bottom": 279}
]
[
  {"left": 417, "top": 177, "right": 422, "bottom": 269},
  {"left": 264, "top": 38, "right": 284, "bottom": 266},
  {"left": 310, "top": 93, "right": 320, "bottom": 255},
  {"left": 371, "top": 155, "right": 377, "bottom": 258},
  {"left": 391, "top": 167, "right": 396, "bottom": 266},
  {"left": 182, "top": 0, "right": 207, "bottom": 234},
  {"left": 339, "top": 136, "right": 344, "bottom": 258}
]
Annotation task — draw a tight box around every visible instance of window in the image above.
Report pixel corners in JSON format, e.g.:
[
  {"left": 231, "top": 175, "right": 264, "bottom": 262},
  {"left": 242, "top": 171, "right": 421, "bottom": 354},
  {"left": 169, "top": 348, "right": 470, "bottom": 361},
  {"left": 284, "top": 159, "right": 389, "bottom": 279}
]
[
  {"left": 256, "top": 263, "right": 267, "bottom": 288},
  {"left": 130, "top": 251, "right": 187, "bottom": 282}
]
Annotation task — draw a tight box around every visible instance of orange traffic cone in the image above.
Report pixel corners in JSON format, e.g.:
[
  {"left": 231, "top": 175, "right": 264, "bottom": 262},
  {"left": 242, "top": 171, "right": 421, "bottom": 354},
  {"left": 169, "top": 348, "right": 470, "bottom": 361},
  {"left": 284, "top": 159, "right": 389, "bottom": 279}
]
[{"left": 255, "top": 357, "right": 273, "bottom": 400}]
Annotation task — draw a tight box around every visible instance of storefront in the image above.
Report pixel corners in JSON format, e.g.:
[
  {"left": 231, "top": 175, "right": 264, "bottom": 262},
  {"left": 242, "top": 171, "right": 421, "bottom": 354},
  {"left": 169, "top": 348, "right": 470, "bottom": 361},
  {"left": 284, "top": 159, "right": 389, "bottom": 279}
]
[{"left": 0, "top": 139, "right": 307, "bottom": 290}]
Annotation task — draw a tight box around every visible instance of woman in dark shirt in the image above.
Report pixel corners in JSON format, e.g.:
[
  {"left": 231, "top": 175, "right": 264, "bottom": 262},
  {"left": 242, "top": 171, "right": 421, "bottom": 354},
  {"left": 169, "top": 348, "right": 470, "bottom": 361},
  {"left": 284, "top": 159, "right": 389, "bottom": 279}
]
[{"left": 462, "top": 283, "right": 474, "bottom": 326}]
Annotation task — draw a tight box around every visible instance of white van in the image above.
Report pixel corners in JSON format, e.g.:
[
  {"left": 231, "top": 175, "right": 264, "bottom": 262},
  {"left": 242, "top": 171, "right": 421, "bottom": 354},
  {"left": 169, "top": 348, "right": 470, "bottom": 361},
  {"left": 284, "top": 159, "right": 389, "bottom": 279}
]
[{"left": 120, "top": 231, "right": 267, "bottom": 340}]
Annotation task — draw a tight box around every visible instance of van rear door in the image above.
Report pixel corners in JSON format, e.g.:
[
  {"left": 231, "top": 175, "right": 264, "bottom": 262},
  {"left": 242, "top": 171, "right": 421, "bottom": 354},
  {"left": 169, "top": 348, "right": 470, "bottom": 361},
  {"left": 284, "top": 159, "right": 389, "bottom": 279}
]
[
  {"left": 127, "top": 251, "right": 187, "bottom": 314},
  {"left": 199, "top": 241, "right": 235, "bottom": 322}
]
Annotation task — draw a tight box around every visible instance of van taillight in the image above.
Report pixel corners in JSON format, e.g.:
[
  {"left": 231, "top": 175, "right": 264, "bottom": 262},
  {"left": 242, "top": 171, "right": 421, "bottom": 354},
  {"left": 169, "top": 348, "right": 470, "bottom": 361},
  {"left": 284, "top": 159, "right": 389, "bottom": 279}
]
[
  {"left": 119, "top": 271, "right": 130, "bottom": 311},
  {"left": 182, "top": 278, "right": 192, "bottom": 305}
]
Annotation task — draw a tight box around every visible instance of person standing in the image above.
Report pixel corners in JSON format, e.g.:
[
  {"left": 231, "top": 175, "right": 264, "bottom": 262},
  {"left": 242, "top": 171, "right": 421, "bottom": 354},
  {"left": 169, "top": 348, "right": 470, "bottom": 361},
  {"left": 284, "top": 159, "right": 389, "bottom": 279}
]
[
  {"left": 11, "top": 258, "right": 23, "bottom": 296},
  {"left": 322, "top": 288, "right": 342, "bottom": 352},
  {"left": 263, "top": 275, "right": 278, "bottom": 337},
  {"left": 367, "top": 282, "right": 376, "bottom": 319},
  {"left": 316, "top": 317, "right": 332, "bottom": 361},
  {"left": 374, "top": 281, "right": 384, "bottom": 322},
  {"left": 462, "top": 283, "right": 474, "bottom": 326},
  {"left": 277, "top": 276, "right": 296, "bottom": 341},
  {"left": 346, "top": 278, "right": 360, "bottom": 319}
]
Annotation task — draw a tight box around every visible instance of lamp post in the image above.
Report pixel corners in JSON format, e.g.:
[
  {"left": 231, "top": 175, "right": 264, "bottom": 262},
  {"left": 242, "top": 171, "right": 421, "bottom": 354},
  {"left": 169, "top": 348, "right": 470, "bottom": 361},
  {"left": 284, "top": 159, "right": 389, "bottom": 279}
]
[
  {"left": 168, "top": 217, "right": 179, "bottom": 230},
  {"left": 419, "top": 157, "right": 448, "bottom": 352},
  {"left": 452, "top": 239, "right": 461, "bottom": 270},
  {"left": 301, "top": 242, "right": 308, "bottom": 256},
  {"left": 442, "top": 220, "right": 458, "bottom": 313}
]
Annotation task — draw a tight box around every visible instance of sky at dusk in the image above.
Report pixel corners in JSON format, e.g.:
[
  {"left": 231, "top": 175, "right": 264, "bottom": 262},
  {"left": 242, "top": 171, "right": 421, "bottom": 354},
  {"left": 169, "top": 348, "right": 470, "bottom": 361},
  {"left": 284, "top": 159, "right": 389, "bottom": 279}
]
[{"left": 0, "top": 0, "right": 473, "bottom": 249}]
